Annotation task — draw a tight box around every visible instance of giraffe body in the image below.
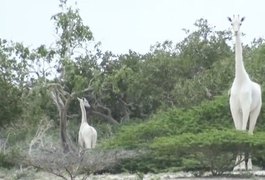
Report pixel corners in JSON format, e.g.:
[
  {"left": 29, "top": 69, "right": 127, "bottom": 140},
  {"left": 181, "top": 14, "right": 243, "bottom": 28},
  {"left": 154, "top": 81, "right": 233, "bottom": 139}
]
[
  {"left": 228, "top": 15, "right": 262, "bottom": 171},
  {"left": 78, "top": 97, "right": 97, "bottom": 149}
]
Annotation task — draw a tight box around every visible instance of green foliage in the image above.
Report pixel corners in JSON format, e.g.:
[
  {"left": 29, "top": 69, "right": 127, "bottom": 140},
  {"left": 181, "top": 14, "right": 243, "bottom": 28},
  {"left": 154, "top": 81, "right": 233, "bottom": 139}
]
[
  {"left": 173, "top": 57, "right": 234, "bottom": 107},
  {"left": 151, "top": 130, "right": 265, "bottom": 175},
  {"left": 0, "top": 152, "right": 13, "bottom": 168},
  {"left": 21, "top": 86, "right": 57, "bottom": 126},
  {"left": 0, "top": 39, "right": 26, "bottom": 126},
  {"left": 80, "top": 19, "right": 235, "bottom": 123},
  {"left": 51, "top": 1, "right": 93, "bottom": 57},
  {"left": 0, "top": 78, "right": 22, "bottom": 126},
  {"left": 110, "top": 152, "right": 181, "bottom": 174},
  {"left": 103, "top": 95, "right": 233, "bottom": 149},
  {"left": 127, "top": 52, "right": 181, "bottom": 111},
  {"left": 175, "top": 19, "right": 232, "bottom": 77},
  {"left": 102, "top": 94, "right": 265, "bottom": 174}
]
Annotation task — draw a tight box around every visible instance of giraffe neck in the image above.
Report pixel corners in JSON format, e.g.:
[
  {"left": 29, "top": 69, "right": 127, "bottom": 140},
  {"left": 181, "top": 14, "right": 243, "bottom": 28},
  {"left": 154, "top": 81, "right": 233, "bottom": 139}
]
[
  {"left": 80, "top": 102, "right": 87, "bottom": 124},
  {"left": 234, "top": 31, "right": 248, "bottom": 81}
]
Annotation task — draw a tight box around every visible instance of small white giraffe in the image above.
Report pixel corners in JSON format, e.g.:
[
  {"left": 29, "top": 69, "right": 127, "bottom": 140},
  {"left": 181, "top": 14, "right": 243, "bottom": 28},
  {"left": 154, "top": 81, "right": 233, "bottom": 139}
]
[
  {"left": 77, "top": 97, "right": 97, "bottom": 149},
  {"left": 228, "top": 15, "right": 262, "bottom": 171}
]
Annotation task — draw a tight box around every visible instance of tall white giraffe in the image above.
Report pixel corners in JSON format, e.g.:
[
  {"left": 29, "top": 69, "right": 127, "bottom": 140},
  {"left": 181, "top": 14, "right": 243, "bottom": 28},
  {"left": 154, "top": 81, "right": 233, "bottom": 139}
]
[
  {"left": 77, "top": 97, "right": 97, "bottom": 149},
  {"left": 228, "top": 15, "right": 262, "bottom": 171}
]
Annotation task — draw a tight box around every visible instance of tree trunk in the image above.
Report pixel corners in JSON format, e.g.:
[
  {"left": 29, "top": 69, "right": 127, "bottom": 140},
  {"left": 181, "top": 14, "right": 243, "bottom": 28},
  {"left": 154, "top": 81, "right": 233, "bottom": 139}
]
[
  {"left": 50, "top": 88, "right": 70, "bottom": 153},
  {"left": 60, "top": 108, "right": 69, "bottom": 153}
]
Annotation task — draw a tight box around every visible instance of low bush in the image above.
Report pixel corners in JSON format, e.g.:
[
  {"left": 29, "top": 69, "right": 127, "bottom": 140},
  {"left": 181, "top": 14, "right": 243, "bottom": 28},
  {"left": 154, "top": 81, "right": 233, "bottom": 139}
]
[
  {"left": 151, "top": 129, "right": 265, "bottom": 175},
  {"left": 102, "top": 95, "right": 265, "bottom": 174},
  {"left": 103, "top": 95, "right": 233, "bottom": 150}
]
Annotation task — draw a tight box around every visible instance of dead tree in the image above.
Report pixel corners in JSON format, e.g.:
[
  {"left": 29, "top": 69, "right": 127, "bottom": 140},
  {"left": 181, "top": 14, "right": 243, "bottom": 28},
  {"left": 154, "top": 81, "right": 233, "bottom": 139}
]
[{"left": 50, "top": 84, "right": 72, "bottom": 153}]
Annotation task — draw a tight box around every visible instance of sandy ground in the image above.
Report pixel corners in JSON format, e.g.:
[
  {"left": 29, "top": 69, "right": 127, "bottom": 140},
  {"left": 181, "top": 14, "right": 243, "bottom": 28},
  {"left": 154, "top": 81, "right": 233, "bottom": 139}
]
[{"left": 1, "top": 170, "right": 265, "bottom": 180}]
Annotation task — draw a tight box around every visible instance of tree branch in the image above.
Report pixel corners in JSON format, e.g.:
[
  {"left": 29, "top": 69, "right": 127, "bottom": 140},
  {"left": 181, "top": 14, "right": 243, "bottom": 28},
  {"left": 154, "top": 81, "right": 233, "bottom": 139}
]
[{"left": 91, "top": 110, "right": 119, "bottom": 125}]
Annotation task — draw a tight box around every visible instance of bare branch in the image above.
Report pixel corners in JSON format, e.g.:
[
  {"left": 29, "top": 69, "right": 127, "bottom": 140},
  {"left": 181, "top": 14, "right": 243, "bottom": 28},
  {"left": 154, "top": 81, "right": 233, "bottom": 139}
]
[
  {"left": 70, "top": 86, "right": 93, "bottom": 97},
  {"left": 50, "top": 90, "right": 64, "bottom": 110},
  {"left": 91, "top": 110, "right": 119, "bottom": 125},
  {"left": 96, "top": 104, "right": 112, "bottom": 116},
  {"left": 118, "top": 97, "right": 133, "bottom": 122},
  {"left": 118, "top": 96, "right": 134, "bottom": 108},
  {"left": 65, "top": 167, "right": 74, "bottom": 180},
  {"left": 28, "top": 117, "right": 53, "bottom": 155}
]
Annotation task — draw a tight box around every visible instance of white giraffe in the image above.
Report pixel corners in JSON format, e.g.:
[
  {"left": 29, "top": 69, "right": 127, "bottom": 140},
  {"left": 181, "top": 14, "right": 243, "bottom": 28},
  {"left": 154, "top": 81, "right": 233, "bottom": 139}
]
[
  {"left": 77, "top": 97, "right": 97, "bottom": 149},
  {"left": 228, "top": 15, "right": 262, "bottom": 171}
]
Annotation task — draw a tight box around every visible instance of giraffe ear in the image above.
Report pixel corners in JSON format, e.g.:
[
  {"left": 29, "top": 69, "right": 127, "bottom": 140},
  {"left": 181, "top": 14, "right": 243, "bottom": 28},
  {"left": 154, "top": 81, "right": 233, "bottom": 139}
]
[
  {"left": 241, "top": 17, "right": 245, "bottom": 22},
  {"left": 227, "top": 17, "right": 232, "bottom": 22},
  {"left": 83, "top": 98, "right": 91, "bottom": 107},
  {"left": 83, "top": 97, "right": 87, "bottom": 103},
  {"left": 77, "top": 97, "right": 81, "bottom": 101}
]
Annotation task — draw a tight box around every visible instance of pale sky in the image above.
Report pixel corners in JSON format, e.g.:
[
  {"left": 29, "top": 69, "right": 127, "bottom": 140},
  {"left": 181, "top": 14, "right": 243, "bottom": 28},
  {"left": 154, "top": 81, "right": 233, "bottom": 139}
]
[{"left": 1, "top": 0, "right": 265, "bottom": 54}]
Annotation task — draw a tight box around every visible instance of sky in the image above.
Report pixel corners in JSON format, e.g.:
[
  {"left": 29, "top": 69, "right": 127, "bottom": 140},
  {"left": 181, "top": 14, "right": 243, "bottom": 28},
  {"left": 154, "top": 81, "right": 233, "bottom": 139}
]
[{"left": 1, "top": 0, "right": 265, "bottom": 54}]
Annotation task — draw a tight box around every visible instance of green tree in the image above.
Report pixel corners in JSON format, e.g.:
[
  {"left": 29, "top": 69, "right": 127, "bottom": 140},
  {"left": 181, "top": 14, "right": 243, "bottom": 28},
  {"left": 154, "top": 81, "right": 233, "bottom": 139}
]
[
  {"left": 47, "top": 0, "right": 95, "bottom": 152},
  {"left": 0, "top": 39, "right": 31, "bottom": 126}
]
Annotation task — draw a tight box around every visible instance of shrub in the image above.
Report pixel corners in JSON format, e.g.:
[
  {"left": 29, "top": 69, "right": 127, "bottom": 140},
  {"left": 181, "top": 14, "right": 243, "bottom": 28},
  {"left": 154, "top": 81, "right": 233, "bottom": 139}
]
[
  {"left": 151, "top": 129, "right": 265, "bottom": 175},
  {"left": 103, "top": 95, "right": 233, "bottom": 149}
]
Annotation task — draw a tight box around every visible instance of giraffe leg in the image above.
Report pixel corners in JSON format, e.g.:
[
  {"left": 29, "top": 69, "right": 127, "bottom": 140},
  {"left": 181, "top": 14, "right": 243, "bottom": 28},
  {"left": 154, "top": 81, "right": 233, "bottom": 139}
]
[
  {"left": 241, "top": 106, "right": 251, "bottom": 131},
  {"left": 240, "top": 90, "right": 253, "bottom": 131},
  {"left": 249, "top": 103, "right": 261, "bottom": 135},
  {"left": 239, "top": 105, "right": 251, "bottom": 171},
  {"left": 247, "top": 155, "right": 252, "bottom": 171},
  {"left": 240, "top": 154, "right": 246, "bottom": 171},
  {"left": 229, "top": 102, "right": 242, "bottom": 130},
  {"left": 234, "top": 155, "right": 241, "bottom": 171},
  {"left": 230, "top": 102, "right": 244, "bottom": 171},
  {"left": 234, "top": 154, "right": 246, "bottom": 171},
  {"left": 246, "top": 104, "right": 261, "bottom": 171}
]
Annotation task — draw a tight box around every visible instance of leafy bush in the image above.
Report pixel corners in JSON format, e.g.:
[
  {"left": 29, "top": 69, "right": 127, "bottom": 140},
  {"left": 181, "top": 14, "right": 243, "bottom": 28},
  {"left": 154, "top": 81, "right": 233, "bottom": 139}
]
[
  {"left": 0, "top": 78, "right": 22, "bottom": 126},
  {"left": 0, "top": 152, "right": 13, "bottom": 168},
  {"left": 151, "top": 129, "right": 265, "bottom": 175},
  {"left": 103, "top": 95, "right": 233, "bottom": 149},
  {"left": 0, "top": 147, "right": 25, "bottom": 169},
  {"left": 109, "top": 151, "right": 181, "bottom": 174},
  {"left": 102, "top": 94, "right": 265, "bottom": 174}
]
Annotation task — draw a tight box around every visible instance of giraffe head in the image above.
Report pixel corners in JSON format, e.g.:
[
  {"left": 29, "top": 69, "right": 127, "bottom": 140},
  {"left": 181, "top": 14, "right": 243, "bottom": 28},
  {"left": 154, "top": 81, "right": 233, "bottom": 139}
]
[
  {"left": 228, "top": 15, "right": 245, "bottom": 35},
  {"left": 77, "top": 97, "right": 91, "bottom": 108}
]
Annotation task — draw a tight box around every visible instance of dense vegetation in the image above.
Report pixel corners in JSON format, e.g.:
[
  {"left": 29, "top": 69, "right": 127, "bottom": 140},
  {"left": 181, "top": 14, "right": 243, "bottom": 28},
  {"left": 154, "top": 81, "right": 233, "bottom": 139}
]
[{"left": 1, "top": 0, "right": 265, "bottom": 178}]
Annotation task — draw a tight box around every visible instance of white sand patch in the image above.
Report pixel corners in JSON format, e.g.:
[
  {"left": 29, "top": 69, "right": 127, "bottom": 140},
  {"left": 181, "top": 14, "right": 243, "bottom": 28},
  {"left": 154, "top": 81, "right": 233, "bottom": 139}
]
[{"left": 2, "top": 169, "right": 265, "bottom": 180}]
